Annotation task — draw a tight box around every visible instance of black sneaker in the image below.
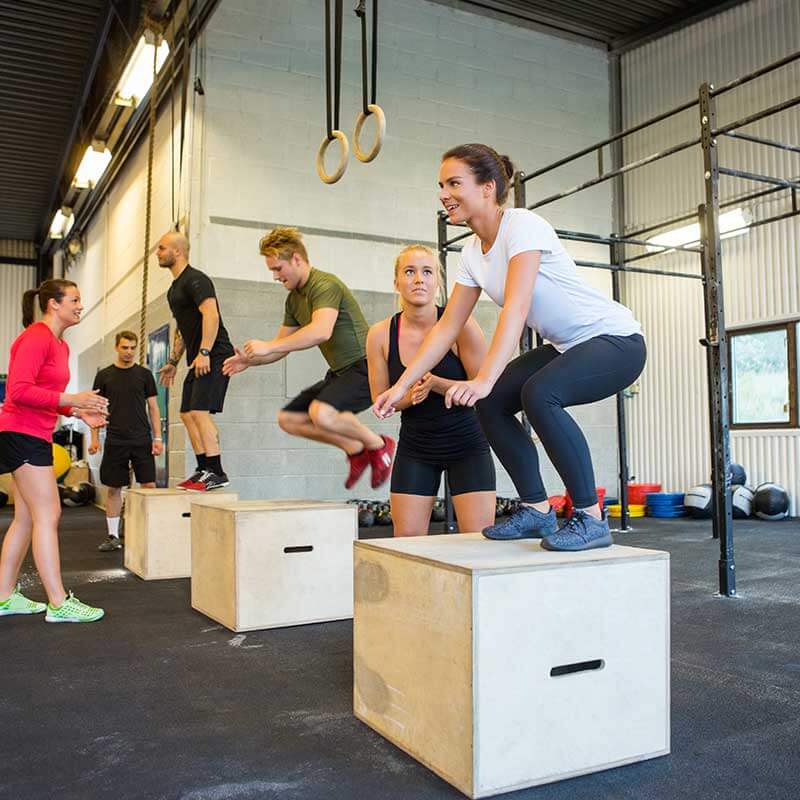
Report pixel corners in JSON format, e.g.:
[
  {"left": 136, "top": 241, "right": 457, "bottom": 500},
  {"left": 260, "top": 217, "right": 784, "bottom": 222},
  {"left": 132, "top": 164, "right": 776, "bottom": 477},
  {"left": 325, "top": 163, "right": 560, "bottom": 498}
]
[
  {"left": 98, "top": 535, "right": 123, "bottom": 552},
  {"left": 189, "top": 471, "right": 231, "bottom": 492}
]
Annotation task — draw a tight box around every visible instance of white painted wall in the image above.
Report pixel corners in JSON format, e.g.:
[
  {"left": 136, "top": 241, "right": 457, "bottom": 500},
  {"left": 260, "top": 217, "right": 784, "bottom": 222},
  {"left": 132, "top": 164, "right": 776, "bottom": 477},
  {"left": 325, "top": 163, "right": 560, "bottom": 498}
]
[
  {"left": 621, "top": 0, "right": 800, "bottom": 512},
  {"left": 64, "top": 105, "right": 197, "bottom": 372}
]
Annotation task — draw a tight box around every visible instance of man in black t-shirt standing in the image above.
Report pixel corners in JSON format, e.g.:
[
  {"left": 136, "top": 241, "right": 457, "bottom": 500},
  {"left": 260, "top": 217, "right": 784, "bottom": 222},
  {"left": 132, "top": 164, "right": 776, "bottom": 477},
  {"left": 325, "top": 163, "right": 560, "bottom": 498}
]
[
  {"left": 157, "top": 231, "right": 235, "bottom": 491},
  {"left": 90, "top": 330, "right": 163, "bottom": 551}
]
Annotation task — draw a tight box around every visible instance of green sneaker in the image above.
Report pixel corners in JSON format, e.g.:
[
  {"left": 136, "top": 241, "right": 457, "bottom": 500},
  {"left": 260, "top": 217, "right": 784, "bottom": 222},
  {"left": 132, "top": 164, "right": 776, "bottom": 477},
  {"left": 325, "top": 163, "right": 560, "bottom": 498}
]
[
  {"left": 45, "top": 591, "right": 105, "bottom": 623},
  {"left": 0, "top": 585, "right": 47, "bottom": 616}
]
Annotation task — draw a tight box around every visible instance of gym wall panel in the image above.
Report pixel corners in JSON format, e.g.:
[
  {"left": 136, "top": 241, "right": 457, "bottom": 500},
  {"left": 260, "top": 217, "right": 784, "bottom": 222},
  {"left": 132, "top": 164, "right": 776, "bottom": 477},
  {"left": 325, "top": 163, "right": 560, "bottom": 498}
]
[
  {"left": 0, "top": 264, "right": 36, "bottom": 375},
  {"left": 730, "top": 431, "right": 799, "bottom": 517},
  {"left": 621, "top": 0, "right": 800, "bottom": 511}
]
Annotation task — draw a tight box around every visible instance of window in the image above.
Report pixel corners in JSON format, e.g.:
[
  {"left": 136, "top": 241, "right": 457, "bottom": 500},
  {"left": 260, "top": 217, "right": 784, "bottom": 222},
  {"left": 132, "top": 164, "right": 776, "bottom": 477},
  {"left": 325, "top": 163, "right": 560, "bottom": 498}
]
[{"left": 729, "top": 322, "right": 798, "bottom": 429}]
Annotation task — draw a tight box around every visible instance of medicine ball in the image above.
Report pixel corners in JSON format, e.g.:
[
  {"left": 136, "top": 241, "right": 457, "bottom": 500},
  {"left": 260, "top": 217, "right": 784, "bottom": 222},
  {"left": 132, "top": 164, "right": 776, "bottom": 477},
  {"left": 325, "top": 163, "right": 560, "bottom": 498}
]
[
  {"left": 0, "top": 489, "right": 8, "bottom": 509},
  {"left": 754, "top": 483, "right": 789, "bottom": 521},
  {"left": 685, "top": 484, "right": 713, "bottom": 518},
  {"left": 431, "top": 500, "right": 446, "bottom": 522},
  {"left": 731, "top": 485, "right": 754, "bottom": 519},
  {"left": 61, "top": 482, "right": 95, "bottom": 507},
  {"left": 52, "top": 443, "right": 72, "bottom": 483},
  {"left": 728, "top": 463, "right": 747, "bottom": 487}
]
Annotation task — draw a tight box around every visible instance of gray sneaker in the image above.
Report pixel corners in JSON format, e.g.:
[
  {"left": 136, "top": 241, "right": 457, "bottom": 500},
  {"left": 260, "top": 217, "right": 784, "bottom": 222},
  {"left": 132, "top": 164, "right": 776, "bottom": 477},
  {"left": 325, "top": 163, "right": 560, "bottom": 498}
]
[
  {"left": 98, "top": 535, "right": 123, "bottom": 552},
  {"left": 541, "top": 510, "right": 612, "bottom": 551},
  {"left": 482, "top": 504, "right": 558, "bottom": 540}
]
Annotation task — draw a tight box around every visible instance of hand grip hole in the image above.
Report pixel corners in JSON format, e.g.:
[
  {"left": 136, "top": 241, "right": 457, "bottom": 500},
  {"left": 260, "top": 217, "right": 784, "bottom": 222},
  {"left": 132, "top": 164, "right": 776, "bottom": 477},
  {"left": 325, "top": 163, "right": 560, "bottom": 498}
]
[{"left": 550, "top": 659, "right": 604, "bottom": 677}]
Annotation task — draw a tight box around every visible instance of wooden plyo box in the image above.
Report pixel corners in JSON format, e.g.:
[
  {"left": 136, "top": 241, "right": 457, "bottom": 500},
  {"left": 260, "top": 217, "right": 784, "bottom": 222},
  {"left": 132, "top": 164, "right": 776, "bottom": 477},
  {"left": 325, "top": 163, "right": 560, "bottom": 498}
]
[
  {"left": 124, "top": 488, "right": 238, "bottom": 580},
  {"left": 354, "top": 534, "right": 670, "bottom": 799},
  {"left": 191, "top": 500, "right": 358, "bottom": 632}
]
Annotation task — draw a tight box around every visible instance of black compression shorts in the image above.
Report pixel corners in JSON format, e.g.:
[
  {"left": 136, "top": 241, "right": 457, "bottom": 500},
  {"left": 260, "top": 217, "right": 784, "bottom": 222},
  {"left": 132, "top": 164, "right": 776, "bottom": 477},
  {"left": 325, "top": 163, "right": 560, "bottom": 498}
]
[{"left": 390, "top": 450, "right": 496, "bottom": 497}]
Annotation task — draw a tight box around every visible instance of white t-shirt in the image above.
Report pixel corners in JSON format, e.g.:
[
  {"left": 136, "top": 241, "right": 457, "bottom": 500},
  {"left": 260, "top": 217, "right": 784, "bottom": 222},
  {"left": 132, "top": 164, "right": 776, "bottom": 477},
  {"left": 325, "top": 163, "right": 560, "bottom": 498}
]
[{"left": 456, "top": 208, "right": 642, "bottom": 352}]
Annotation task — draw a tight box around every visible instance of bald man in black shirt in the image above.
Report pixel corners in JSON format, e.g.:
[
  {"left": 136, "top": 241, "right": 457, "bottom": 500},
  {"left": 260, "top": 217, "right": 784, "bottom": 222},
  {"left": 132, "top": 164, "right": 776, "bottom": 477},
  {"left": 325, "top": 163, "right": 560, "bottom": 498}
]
[{"left": 157, "top": 231, "right": 234, "bottom": 491}]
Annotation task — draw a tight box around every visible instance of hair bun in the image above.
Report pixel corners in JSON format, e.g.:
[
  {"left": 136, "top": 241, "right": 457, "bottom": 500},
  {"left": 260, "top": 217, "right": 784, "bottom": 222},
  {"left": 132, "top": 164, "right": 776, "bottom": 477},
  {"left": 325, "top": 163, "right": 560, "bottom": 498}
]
[{"left": 499, "top": 154, "right": 515, "bottom": 179}]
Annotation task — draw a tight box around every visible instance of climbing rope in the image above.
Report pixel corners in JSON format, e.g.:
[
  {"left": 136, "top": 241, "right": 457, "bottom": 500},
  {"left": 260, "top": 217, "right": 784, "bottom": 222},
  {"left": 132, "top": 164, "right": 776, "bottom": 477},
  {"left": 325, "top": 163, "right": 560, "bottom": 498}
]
[{"left": 139, "top": 33, "right": 158, "bottom": 364}]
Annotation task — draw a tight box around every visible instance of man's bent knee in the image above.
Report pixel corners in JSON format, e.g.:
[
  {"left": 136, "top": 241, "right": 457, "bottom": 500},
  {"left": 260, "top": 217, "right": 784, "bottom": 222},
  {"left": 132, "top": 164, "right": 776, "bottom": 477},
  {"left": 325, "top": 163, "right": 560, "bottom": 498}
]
[
  {"left": 277, "top": 411, "right": 295, "bottom": 433},
  {"left": 308, "top": 400, "right": 339, "bottom": 430}
]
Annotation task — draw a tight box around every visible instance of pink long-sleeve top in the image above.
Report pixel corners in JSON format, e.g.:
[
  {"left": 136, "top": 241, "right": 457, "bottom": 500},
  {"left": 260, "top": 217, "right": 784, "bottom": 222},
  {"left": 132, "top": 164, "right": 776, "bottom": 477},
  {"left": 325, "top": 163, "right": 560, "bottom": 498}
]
[{"left": 0, "top": 322, "right": 72, "bottom": 442}]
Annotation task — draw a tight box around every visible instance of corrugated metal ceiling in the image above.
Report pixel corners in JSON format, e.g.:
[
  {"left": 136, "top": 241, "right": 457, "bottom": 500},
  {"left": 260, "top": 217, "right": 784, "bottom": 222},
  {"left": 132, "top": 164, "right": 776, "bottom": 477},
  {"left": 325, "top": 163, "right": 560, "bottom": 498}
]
[
  {"left": 1, "top": 0, "right": 751, "bottom": 247},
  {"left": 0, "top": 0, "right": 110, "bottom": 242},
  {"left": 439, "top": 0, "right": 749, "bottom": 49}
]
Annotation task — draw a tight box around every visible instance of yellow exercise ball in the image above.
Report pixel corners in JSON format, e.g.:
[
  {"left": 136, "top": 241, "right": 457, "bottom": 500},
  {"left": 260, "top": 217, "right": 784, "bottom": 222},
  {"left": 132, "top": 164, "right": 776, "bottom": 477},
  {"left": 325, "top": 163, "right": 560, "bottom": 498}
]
[{"left": 52, "top": 443, "right": 72, "bottom": 483}]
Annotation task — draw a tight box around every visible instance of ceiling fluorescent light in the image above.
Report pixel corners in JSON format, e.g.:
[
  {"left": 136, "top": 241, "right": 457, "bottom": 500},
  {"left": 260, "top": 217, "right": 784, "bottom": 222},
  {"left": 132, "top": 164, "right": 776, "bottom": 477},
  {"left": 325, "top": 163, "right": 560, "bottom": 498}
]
[
  {"left": 49, "top": 207, "right": 74, "bottom": 239},
  {"left": 646, "top": 207, "right": 750, "bottom": 252},
  {"left": 114, "top": 32, "right": 170, "bottom": 107},
  {"left": 73, "top": 142, "right": 112, "bottom": 189}
]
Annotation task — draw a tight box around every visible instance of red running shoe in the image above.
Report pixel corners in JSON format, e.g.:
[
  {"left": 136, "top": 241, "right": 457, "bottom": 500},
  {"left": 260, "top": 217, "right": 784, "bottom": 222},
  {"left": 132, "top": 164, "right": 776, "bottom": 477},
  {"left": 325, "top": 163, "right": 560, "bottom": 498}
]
[
  {"left": 176, "top": 470, "right": 203, "bottom": 490},
  {"left": 345, "top": 449, "right": 370, "bottom": 489},
  {"left": 369, "top": 435, "right": 396, "bottom": 489}
]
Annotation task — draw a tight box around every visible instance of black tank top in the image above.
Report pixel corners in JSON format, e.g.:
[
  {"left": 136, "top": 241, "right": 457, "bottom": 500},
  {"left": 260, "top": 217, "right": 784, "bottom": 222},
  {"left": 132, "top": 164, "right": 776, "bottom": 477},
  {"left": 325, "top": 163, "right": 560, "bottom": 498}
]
[{"left": 388, "top": 308, "right": 489, "bottom": 464}]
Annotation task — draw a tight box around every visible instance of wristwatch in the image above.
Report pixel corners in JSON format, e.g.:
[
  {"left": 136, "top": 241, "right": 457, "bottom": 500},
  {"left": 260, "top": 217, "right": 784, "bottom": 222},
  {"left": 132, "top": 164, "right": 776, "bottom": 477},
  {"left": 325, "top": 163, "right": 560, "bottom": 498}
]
[{"left": 199, "top": 348, "right": 211, "bottom": 356}]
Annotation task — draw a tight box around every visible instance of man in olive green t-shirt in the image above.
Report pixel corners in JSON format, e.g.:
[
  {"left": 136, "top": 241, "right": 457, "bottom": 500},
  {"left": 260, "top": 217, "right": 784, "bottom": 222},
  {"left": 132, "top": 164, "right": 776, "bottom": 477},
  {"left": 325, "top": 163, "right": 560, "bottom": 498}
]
[{"left": 223, "top": 227, "right": 395, "bottom": 490}]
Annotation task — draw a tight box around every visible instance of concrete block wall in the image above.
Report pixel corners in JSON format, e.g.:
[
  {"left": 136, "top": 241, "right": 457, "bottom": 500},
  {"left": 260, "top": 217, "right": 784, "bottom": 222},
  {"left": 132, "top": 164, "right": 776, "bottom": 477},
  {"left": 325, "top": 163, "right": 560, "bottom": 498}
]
[
  {"left": 212, "top": 279, "right": 618, "bottom": 502},
  {"left": 70, "top": 279, "right": 619, "bottom": 505}
]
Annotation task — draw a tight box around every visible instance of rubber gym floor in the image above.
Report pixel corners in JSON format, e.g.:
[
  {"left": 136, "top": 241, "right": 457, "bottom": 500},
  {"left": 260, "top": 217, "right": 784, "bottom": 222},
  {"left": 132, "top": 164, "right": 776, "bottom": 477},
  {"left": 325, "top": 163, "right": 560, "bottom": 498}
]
[{"left": 1, "top": 505, "right": 798, "bottom": 800}]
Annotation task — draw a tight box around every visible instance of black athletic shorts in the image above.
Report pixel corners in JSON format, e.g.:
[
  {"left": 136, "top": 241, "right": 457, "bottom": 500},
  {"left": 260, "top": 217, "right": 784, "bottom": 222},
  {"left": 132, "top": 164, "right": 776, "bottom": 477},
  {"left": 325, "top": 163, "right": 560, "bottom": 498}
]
[
  {"left": 180, "top": 358, "right": 230, "bottom": 414},
  {"left": 100, "top": 440, "right": 156, "bottom": 487},
  {"left": 283, "top": 359, "right": 372, "bottom": 414},
  {"left": 390, "top": 450, "right": 496, "bottom": 497},
  {"left": 0, "top": 431, "right": 53, "bottom": 474}
]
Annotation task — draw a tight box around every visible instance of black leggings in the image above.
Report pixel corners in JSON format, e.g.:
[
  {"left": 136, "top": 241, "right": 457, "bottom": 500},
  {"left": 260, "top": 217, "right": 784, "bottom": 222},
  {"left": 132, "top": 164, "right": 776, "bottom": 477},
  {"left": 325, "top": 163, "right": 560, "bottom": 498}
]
[{"left": 476, "top": 334, "right": 646, "bottom": 508}]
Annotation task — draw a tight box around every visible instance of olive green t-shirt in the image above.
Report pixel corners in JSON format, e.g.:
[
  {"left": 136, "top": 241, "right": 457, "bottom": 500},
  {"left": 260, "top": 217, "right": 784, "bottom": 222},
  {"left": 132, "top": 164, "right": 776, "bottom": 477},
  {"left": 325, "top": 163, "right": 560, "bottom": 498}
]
[{"left": 282, "top": 268, "right": 368, "bottom": 373}]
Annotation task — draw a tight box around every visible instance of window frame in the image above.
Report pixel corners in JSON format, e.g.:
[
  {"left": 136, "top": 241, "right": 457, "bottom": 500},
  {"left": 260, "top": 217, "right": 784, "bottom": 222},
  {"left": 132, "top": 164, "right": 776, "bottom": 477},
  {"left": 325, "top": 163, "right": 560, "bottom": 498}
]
[{"left": 728, "top": 321, "right": 798, "bottom": 430}]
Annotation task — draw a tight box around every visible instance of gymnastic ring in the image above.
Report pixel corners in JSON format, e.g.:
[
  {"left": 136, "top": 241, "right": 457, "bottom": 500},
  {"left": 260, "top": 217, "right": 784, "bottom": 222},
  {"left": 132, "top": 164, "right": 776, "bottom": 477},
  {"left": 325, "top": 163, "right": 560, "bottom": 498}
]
[
  {"left": 317, "top": 130, "right": 350, "bottom": 184},
  {"left": 353, "top": 104, "right": 386, "bottom": 163}
]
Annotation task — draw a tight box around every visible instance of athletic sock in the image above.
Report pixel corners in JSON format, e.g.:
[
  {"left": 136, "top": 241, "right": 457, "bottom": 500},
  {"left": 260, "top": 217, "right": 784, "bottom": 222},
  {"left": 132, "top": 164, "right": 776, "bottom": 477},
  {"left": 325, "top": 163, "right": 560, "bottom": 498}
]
[
  {"left": 196, "top": 453, "right": 207, "bottom": 472},
  {"left": 107, "top": 516, "right": 121, "bottom": 538},
  {"left": 206, "top": 454, "right": 223, "bottom": 475}
]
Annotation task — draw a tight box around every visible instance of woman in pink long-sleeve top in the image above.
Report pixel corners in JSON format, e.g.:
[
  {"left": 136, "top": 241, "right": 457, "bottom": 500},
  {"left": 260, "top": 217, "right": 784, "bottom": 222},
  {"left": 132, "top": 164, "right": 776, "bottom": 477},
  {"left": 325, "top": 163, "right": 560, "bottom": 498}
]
[{"left": 0, "top": 279, "right": 109, "bottom": 623}]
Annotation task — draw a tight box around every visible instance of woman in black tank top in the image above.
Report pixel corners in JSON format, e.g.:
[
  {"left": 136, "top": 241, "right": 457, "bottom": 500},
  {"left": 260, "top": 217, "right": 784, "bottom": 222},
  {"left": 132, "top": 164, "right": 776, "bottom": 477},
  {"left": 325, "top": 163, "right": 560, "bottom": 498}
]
[{"left": 366, "top": 245, "right": 496, "bottom": 536}]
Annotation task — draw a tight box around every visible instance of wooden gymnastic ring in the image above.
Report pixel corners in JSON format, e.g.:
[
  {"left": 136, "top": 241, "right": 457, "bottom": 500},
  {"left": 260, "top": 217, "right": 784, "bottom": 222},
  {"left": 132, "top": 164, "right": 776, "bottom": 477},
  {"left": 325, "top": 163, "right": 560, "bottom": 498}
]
[
  {"left": 353, "top": 104, "right": 386, "bottom": 163},
  {"left": 316, "top": 130, "right": 349, "bottom": 184}
]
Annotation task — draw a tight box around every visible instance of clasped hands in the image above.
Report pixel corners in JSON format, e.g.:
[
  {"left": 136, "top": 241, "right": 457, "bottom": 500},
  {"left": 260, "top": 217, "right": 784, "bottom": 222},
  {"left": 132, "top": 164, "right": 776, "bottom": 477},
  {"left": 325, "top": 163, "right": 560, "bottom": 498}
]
[{"left": 374, "top": 376, "right": 491, "bottom": 419}]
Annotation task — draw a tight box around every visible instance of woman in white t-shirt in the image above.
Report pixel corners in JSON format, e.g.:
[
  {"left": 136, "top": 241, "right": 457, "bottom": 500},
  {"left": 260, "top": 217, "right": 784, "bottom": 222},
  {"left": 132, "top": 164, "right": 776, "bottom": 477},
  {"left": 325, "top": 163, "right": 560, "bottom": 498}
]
[{"left": 374, "top": 143, "right": 646, "bottom": 551}]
